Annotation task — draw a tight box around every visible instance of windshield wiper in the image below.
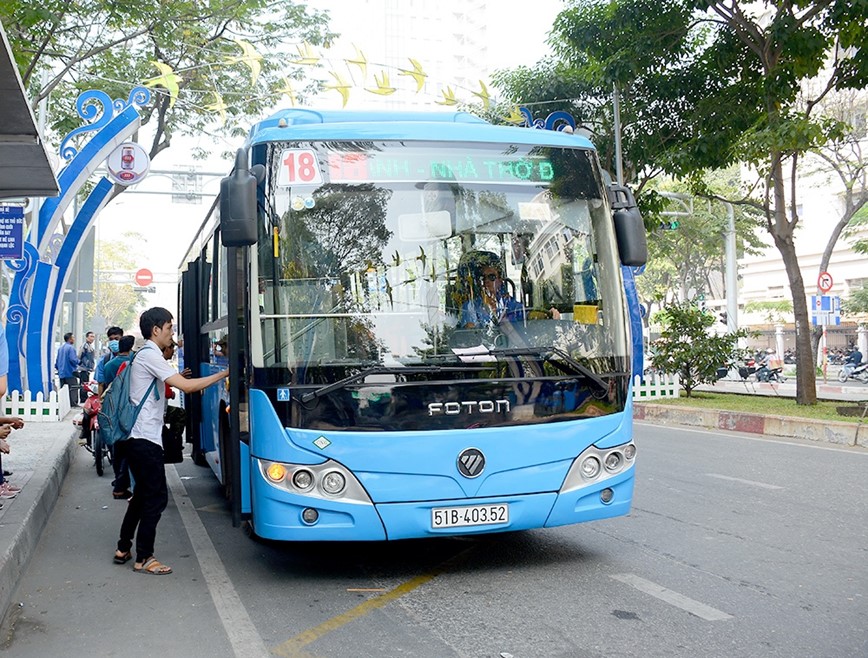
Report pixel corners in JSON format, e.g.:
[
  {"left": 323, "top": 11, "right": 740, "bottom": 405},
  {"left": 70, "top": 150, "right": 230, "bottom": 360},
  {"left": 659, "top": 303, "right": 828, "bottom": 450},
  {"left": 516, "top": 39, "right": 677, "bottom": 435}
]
[
  {"left": 298, "top": 365, "right": 478, "bottom": 403},
  {"left": 485, "top": 346, "right": 610, "bottom": 393}
]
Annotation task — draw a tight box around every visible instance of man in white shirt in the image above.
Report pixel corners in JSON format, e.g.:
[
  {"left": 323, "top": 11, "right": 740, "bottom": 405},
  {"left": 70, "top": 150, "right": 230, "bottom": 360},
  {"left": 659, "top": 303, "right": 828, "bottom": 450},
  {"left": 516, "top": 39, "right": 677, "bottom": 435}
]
[{"left": 114, "top": 307, "right": 228, "bottom": 575}]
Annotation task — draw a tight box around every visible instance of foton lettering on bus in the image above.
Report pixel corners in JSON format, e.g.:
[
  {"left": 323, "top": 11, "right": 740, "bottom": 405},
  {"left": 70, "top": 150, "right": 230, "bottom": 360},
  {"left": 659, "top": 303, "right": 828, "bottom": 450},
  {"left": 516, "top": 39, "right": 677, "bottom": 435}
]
[
  {"left": 428, "top": 400, "right": 511, "bottom": 416},
  {"left": 327, "top": 152, "right": 556, "bottom": 185}
]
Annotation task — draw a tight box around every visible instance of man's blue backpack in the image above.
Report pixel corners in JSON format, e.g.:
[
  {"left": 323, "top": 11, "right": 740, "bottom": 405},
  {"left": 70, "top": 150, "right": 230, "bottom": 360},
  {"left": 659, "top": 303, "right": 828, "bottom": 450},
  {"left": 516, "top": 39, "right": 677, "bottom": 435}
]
[{"left": 97, "top": 348, "right": 159, "bottom": 447}]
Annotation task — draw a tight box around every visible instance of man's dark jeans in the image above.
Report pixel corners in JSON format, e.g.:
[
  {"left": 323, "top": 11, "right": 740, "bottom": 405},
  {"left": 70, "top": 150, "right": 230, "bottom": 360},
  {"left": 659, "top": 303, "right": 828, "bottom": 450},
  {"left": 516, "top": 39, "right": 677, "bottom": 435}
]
[
  {"left": 61, "top": 376, "right": 78, "bottom": 407},
  {"left": 117, "top": 439, "right": 167, "bottom": 563},
  {"left": 111, "top": 441, "right": 131, "bottom": 494},
  {"left": 76, "top": 370, "right": 91, "bottom": 403}
]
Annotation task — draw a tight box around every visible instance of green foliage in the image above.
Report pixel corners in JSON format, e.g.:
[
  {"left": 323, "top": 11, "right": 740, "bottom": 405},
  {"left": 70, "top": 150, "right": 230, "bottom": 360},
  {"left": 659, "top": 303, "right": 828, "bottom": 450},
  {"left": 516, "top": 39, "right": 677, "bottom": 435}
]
[
  {"left": 841, "top": 284, "right": 868, "bottom": 317},
  {"left": 650, "top": 302, "right": 749, "bottom": 397},
  {"left": 85, "top": 234, "right": 148, "bottom": 332},
  {"left": 634, "top": 170, "right": 764, "bottom": 316},
  {"left": 744, "top": 300, "right": 794, "bottom": 324},
  {"left": 844, "top": 204, "right": 868, "bottom": 255},
  {"left": 1, "top": 1, "right": 336, "bottom": 158}
]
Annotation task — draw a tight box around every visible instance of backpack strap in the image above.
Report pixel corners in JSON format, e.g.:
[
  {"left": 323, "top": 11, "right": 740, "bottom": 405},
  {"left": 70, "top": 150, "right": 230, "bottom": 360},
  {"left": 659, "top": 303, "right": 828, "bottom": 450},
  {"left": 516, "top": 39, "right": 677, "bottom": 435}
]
[{"left": 129, "top": 344, "right": 162, "bottom": 404}]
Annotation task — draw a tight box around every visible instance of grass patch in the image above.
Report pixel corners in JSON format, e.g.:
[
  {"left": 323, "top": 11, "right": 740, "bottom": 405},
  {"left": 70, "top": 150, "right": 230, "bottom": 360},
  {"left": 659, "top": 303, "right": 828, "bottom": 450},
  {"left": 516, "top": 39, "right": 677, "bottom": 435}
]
[{"left": 640, "top": 391, "right": 864, "bottom": 423}]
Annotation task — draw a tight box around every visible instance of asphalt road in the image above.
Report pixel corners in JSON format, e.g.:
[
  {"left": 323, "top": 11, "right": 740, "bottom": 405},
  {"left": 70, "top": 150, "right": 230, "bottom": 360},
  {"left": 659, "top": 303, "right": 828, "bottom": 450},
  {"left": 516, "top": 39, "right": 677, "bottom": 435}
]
[{"left": 2, "top": 424, "right": 866, "bottom": 658}]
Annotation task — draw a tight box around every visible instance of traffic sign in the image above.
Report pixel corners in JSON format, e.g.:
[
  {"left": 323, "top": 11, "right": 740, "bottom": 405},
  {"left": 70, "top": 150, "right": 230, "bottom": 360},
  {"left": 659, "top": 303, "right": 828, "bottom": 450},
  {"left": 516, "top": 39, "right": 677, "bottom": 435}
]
[
  {"left": 811, "top": 295, "right": 841, "bottom": 326},
  {"left": 817, "top": 271, "right": 833, "bottom": 293},
  {"left": 134, "top": 268, "right": 153, "bottom": 286}
]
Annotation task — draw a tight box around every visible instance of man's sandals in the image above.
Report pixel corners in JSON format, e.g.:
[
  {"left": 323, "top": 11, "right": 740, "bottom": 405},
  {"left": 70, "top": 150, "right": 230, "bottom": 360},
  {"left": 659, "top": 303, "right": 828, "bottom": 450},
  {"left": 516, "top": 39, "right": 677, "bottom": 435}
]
[
  {"left": 113, "top": 550, "right": 132, "bottom": 564},
  {"left": 134, "top": 556, "right": 172, "bottom": 575}
]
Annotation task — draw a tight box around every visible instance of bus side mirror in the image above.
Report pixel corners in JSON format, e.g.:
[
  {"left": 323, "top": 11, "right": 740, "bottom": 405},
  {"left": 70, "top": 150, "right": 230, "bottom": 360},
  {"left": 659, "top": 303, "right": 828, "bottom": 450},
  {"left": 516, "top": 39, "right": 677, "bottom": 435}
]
[
  {"left": 613, "top": 207, "right": 647, "bottom": 266},
  {"left": 220, "top": 149, "right": 265, "bottom": 247},
  {"left": 608, "top": 184, "right": 647, "bottom": 266}
]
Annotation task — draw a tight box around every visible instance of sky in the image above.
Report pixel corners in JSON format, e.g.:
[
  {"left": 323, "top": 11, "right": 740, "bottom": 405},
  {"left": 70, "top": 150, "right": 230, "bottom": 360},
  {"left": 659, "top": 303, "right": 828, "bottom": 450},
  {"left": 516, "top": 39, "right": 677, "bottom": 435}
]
[{"left": 93, "top": 0, "right": 564, "bottom": 314}]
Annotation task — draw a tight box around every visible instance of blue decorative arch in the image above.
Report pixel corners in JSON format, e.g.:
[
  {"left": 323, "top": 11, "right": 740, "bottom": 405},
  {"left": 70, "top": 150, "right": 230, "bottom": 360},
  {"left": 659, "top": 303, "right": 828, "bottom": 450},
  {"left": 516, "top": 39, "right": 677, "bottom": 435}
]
[{"left": 3, "top": 87, "right": 150, "bottom": 394}]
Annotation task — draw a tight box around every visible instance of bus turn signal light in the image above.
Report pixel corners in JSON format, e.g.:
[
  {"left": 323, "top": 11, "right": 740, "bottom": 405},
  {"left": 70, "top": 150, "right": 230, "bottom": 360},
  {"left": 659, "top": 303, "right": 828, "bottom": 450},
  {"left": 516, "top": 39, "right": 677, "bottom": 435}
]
[{"left": 266, "top": 463, "right": 287, "bottom": 482}]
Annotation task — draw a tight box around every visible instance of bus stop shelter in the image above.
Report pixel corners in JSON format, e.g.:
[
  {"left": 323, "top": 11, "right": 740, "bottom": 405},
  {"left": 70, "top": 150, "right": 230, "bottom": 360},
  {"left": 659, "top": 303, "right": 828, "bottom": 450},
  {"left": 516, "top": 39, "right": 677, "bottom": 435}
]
[{"left": 0, "top": 22, "right": 59, "bottom": 200}]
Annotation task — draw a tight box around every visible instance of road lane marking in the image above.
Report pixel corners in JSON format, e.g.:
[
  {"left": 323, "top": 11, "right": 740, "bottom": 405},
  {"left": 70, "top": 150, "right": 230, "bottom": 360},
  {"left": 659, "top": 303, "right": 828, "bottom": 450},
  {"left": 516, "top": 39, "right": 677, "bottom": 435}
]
[
  {"left": 271, "top": 573, "right": 437, "bottom": 657},
  {"left": 271, "top": 546, "right": 475, "bottom": 658},
  {"left": 704, "top": 473, "right": 783, "bottom": 490},
  {"left": 167, "top": 466, "right": 272, "bottom": 658},
  {"left": 610, "top": 573, "right": 733, "bottom": 621}
]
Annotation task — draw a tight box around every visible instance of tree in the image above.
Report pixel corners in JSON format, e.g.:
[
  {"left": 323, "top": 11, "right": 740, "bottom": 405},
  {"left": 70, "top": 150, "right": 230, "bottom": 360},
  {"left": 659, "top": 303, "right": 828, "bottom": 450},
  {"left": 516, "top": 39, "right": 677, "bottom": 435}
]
[
  {"left": 494, "top": 0, "right": 867, "bottom": 405},
  {"left": 635, "top": 169, "right": 765, "bottom": 318},
  {"left": 744, "top": 300, "right": 794, "bottom": 325},
  {"left": 650, "top": 302, "right": 749, "bottom": 397},
  {"left": 85, "top": 234, "right": 148, "bottom": 332},
  {"left": 1, "top": 1, "right": 335, "bottom": 160},
  {"left": 841, "top": 284, "right": 868, "bottom": 317}
]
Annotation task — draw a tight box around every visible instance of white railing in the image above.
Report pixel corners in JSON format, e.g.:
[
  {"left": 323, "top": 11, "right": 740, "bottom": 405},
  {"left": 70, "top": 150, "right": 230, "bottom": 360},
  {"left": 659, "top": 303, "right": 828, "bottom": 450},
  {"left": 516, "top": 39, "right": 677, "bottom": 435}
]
[
  {"left": 632, "top": 373, "right": 681, "bottom": 400},
  {"left": 3, "top": 386, "right": 73, "bottom": 422}
]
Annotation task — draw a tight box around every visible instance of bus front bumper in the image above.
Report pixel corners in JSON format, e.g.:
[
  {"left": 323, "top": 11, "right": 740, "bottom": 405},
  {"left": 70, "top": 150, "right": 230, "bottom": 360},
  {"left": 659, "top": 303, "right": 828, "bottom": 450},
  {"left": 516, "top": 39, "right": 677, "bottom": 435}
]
[{"left": 250, "top": 467, "right": 634, "bottom": 542}]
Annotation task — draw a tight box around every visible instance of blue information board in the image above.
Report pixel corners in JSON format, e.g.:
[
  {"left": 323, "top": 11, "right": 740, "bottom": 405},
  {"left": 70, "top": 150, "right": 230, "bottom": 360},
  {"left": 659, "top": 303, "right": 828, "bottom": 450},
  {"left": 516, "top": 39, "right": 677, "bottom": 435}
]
[
  {"left": 811, "top": 294, "right": 841, "bottom": 326},
  {"left": 0, "top": 206, "right": 24, "bottom": 260}
]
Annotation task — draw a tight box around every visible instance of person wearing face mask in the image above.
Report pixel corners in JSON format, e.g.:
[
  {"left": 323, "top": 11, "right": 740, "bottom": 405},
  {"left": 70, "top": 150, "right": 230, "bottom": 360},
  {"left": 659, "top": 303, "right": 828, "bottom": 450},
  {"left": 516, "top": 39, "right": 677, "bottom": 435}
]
[{"left": 96, "top": 326, "right": 123, "bottom": 395}]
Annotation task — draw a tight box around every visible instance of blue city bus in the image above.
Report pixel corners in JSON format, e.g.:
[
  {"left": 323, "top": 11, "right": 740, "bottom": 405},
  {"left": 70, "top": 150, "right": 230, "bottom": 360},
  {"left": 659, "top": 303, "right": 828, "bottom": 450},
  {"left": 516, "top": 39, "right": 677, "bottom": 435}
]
[{"left": 178, "top": 108, "right": 646, "bottom": 541}]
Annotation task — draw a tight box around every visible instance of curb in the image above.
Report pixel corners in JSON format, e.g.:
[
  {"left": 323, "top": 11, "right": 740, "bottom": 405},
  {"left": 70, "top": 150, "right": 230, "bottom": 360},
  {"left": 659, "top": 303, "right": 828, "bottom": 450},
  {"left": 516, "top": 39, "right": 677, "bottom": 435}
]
[
  {"left": 0, "top": 427, "right": 78, "bottom": 619},
  {"left": 634, "top": 403, "right": 866, "bottom": 448}
]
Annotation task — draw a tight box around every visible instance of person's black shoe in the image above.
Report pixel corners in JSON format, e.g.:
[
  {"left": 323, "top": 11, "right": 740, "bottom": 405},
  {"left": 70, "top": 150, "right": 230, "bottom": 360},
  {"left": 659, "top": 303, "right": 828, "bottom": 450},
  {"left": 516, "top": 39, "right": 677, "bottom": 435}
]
[{"left": 2, "top": 470, "right": 11, "bottom": 477}]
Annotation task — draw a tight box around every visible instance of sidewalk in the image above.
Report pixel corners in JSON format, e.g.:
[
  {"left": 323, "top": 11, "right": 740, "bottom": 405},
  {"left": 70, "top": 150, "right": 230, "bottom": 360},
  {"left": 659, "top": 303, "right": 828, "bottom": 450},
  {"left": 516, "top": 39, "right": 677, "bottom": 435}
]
[
  {"left": 0, "top": 411, "right": 79, "bottom": 620},
  {"left": 696, "top": 377, "right": 868, "bottom": 401}
]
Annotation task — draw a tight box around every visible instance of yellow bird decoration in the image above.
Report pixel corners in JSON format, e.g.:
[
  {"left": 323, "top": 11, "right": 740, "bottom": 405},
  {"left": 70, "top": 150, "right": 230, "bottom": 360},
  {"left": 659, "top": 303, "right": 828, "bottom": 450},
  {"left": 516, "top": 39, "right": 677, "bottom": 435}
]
[
  {"left": 325, "top": 71, "right": 352, "bottom": 107},
  {"left": 291, "top": 41, "right": 320, "bottom": 66},
  {"left": 398, "top": 58, "right": 427, "bottom": 92},
  {"left": 345, "top": 45, "right": 368, "bottom": 80},
  {"left": 225, "top": 38, "right": 263, "bottom": 85},
  {"left": 436, "top": 86, "right": 458, "bottom": 106},
  {"left": 503, "top": 105, "right": 526, "bottom": 124},
  {"left": 277, "top": 77, "right": 298, "bottom": 106},
  {"left": 472, "top": 80, "right": 492, "bottom": 108},
  {"left": 142, "top": 61, "right": 181, "bottom": 108},
  {"left": 367, "top": 70, "right": 396, "bottom": 95},
  {"left": 205, "top": 91, "right": 228, "bottom": 126}
]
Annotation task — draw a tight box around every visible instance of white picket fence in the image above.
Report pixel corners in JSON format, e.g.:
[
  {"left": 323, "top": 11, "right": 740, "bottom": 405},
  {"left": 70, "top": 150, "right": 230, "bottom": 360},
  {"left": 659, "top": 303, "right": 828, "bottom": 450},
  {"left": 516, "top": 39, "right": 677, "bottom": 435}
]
[
  {"left": 2, "top": 386, "right": 73, "bottom": 422},
  {"left": 632, "top": 373, "right": 681, "bottom": 399}
]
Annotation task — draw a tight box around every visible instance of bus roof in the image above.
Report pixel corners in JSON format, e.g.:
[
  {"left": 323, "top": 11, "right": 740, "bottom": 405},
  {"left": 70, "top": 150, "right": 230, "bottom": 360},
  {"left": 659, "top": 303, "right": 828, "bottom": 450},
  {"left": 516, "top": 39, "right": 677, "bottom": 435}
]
[{"left": 247, "top": 108, "right": 596, "bottom": 150}]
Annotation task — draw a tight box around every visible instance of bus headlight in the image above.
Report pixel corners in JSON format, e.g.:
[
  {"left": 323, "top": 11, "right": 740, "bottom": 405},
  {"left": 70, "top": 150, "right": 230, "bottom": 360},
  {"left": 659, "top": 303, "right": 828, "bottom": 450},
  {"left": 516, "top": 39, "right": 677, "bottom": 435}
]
[
  {"left": 581, "top": 456, "right": 601, "bottom": 479},
  {"left": 322, "top": 471, "right": 346, "bottom": 495},
  {"left": 604, "top": 452, "right": 623, "bottom": 472},
  {"left": 560, "top": 442, "right": 635, "bottom": 494},
  {"left": 292, "top": 469, "right": 314, "bottom": 491},
  {"left": 257, "top": 459, "right": 372, "bottom": 504}
]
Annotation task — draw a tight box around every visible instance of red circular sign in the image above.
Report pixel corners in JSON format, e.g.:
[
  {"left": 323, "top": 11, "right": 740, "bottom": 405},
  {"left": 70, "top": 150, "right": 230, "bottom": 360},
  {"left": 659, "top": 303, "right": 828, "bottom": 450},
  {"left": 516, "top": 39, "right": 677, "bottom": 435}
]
[
  {"left": 135, "top": 268, "right": 153, "bottom": 286},
  {"left": 817, "top": 271, "right": 833, "bottom": 293}
]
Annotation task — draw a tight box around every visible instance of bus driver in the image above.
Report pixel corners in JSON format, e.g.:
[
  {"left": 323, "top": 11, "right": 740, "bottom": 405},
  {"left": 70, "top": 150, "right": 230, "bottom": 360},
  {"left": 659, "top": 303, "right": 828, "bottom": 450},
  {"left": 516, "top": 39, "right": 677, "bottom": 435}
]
[{"left": 460, "top": 251, "right": 525, "bottom": 328}]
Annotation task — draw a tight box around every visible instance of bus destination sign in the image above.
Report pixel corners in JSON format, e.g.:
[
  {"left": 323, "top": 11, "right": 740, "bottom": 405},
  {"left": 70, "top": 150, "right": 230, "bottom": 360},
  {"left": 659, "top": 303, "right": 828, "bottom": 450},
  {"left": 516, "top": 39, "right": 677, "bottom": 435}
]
[{"left": 325, "top": 152, "right": 556, "bottom": 185}]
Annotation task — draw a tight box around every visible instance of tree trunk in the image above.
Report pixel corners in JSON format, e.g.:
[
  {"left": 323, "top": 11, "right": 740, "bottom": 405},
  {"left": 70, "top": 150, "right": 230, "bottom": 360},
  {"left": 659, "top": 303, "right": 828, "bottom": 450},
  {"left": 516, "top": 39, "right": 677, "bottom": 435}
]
[
  {"left": 773, "top": 233, "right": 817, "bottom": 404},
  {"left": 768, "top": 155, "right": 817, "bottom": 405}
]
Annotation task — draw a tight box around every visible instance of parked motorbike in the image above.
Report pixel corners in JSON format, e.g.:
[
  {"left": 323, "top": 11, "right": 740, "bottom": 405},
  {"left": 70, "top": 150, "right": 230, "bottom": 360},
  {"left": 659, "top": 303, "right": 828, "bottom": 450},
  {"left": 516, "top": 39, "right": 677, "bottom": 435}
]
[
  {"left": 737, "top": 358, "right": 757, "bottom": 381},
  {"left": 838, "top": 362, "right": 868, "bottom": 384},
  {"left": 756, "top": 365, "right": 787, "bottom": 383},
  {"left": 72, "top": 381, "right": 111, "bottom": 475}
]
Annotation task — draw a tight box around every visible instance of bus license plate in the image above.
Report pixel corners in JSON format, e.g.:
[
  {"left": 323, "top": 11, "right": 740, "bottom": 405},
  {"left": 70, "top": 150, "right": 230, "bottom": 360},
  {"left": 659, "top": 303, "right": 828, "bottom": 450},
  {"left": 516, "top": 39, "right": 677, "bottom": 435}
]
[{"left": 431, "top": 504, "right": 509, "bottom": 529}]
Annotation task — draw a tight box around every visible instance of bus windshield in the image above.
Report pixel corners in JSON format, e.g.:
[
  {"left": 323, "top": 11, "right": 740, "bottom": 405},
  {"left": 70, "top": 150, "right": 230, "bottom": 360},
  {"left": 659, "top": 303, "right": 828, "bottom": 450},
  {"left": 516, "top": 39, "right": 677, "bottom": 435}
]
[{"left": 255, "top": 141, "right": 627, "bottom": 375}]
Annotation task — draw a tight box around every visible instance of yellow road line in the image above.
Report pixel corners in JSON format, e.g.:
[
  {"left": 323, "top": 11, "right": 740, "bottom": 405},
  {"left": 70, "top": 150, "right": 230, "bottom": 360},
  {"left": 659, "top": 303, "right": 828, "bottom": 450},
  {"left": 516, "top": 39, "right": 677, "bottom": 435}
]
[{"left": 271, "top": 573, "right": 436, "bottom": 658}]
